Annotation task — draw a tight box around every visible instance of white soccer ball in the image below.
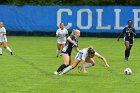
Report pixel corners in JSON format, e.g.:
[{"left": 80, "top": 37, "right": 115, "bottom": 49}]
[{"left": 124, "top": 68, "right": 132, "bottom": 75}]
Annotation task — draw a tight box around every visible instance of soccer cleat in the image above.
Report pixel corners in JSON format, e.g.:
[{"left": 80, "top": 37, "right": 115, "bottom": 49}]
[
  {"left": 54, "top": 71, "right": 58, "bottom": 75},
  {"left": 0, "top": 54, "right": 2, "bottom": 55},
  {"left": 78, "top": 66, "right": 82, "bottom": 73},
  {"left": 124, "top": 57, "right": 128, "bottom": 62},
  {"left": 56, "top": 55, "right": 58, "bottom": 57},
  {"left": 10, "top": 52, "right": 13, "bottom": 55}
]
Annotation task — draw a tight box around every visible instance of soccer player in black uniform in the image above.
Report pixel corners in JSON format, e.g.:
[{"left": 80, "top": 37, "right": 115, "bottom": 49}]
[
  {"left": 54, "top": 29, "right": 80, "bottom": 75},
  {"left": 117, "top": 20, "right": 136, "bottom": 61}
]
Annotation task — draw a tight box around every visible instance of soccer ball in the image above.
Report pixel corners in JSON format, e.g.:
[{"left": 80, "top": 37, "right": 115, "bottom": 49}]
[{"left": 124, "top": 68, "right": 132, "bottom": 75}]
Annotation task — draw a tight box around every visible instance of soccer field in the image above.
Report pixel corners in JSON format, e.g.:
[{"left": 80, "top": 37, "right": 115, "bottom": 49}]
[{"left": 0, "top": 36, "right": 139, "bottom": 93}]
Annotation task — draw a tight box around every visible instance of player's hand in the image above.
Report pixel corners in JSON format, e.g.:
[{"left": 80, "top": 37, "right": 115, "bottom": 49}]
[
  {"left": 73, "top": 43, "right": 77, "bottom": 47},
  {"left": 83, "top": 70, "right": 88, "bottom": 74},
  {"left": 105, "top": 64, "right": 110, "bottom": 67},
  {"left": 130, "top": 30, "right": 135, "bottom": 34},
  {"left": 59, "top": 34, "right": 63, "bottom": 38}
]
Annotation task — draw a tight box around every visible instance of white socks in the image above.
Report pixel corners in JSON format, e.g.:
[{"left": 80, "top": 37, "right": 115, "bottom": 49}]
[
  {"left": 79, "top": 63, "right": 93, "bottom": 70},
  {"left": 0, "top": 47, "right": 12, "bottom": 55},
  {"left": 56, "top": 49, "right": 60, "bottom": 57},
  {"left": 6, "top": 46, "right": 12, "bottom": 53},
  {"left": 0, "top": 48, "right": 2, "bottom": 55},
  {"left": 61, "top": 66, "right": 72, "bottom": 75},
  {"left": 85, "top": 63, "right": 93, "bottom": 68}
]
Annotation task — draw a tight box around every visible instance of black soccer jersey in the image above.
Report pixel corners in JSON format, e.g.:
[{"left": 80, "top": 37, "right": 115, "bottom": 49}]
[
  {"left": 122, "top": 27, "right": 135, "bottom": 39},
  {"left": 61, "top": 35, "right": 78, "bottom": 56}
]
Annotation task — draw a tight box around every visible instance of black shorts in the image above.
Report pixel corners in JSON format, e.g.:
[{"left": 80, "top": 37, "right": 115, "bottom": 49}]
[
  {"left": 61, "top": 51, "right": 71, "bottom": 56},
  {"left": 124, "top": 37, "right": 133, "bottom": 45}
]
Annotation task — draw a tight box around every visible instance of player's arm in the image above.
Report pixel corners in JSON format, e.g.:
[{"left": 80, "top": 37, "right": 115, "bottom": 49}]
[
  {"left": 56, "top": 34, "right": 63, "bottom": 38},
  {"left": 67, "top": 36, "right": 77, "bottom": 46},
  {"left": 130, "top": 28, "right": 136, "bottom": 36},
  {"left": 66, "top": 29, "right": 69, "bottom": 38},
  {"left": 81, "top": 53, "right": 87, "bottom": 73},
  {"left": 2, "top": 32, "right": 6, "bottom": 35},
  {"left": 56, "top": 30, "right": 63, "bottom": 38},
  {"left": 117, "top": 33, "right": 122, "bottom": 41},
  {"left": 2, "top": 28, "right": 6, "bottom": 35},
  {"left": 117, "top": 28, "right": 125, "bottom": 41},
  {"left": 117, "top": 32, "right": 123, "bottom": 41},
  {"left": 95, "top": 52, "right": 109, "bottom": 67},
  {"left": 74, "top": 47, "right": 79, "bottom": 52},
  {"left": 98, "top": 55, "right": 109, "bottom": 67},
  {"left": 81, "top": 60, "right": 87, "bottom": 73},
  {"left": 66, "top": 34, "right": 69, "bottom": 38}
]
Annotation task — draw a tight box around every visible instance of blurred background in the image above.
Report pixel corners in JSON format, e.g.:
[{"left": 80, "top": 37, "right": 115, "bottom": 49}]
[{"left": 0, "top": 0, "right": 140, "bottom": 37}]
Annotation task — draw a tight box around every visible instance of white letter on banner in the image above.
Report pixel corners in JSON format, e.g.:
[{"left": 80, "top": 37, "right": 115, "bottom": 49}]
[
  {"left": 114, "top": 9, "right": 125, "bottom": 30},
  {"left": 133, "top": 9, "right": 140, "bottom": 30},
  {"left": 57, "top": 9, "right": 72, "bottom": 29},
  {"left": 77, "top": 9, "right": 92, "bottom": 29},
  {"left": 96, "top": 9, "right": 111, "bottom": 30}
]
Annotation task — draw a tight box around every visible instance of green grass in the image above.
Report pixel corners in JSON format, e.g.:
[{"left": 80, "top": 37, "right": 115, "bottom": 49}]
[{"left": 0, "top": 36, "right": 139, "bottom": 93}]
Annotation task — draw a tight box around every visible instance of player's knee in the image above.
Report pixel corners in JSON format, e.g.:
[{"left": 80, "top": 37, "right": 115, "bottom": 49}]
[
  {"left": 126, "top": 47, "right": 129, "bottom": 50},
  {"left": 57, "top": 47, "right": 61, "bottom": 50},
  {"left": 92, "top": 63, "right": 95, "bottom": 66},
  {"left": 3, "top": 46, "right": 7, "bottom": 48},
  {"left": 91, "top": 63, "right": 95, "bottom": 66},
  {"left": 72, "top": 66, "right": 75, "bottom": 69},
  {"left": 65, "top": 63, "right": 70, "bottom": 66}
]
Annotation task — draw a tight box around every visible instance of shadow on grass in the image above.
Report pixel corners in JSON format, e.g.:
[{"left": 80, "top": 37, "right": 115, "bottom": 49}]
[{"left": 13, "top": 54, "right": 49, "bottom": 75}]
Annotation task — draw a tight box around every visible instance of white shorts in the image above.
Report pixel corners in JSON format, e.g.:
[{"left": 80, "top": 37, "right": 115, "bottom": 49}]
[
  {"left": 0, "top": 36, "right": 7, "bottom": 42},
  {"left": 75, "top": 52, "right": 83, "bottom": 61},
  {"left": 57, "top": 39, "right": 66, "bottom": 44},
  {"left": 75, "top": 52, "right": 94, "bottom": 62}
]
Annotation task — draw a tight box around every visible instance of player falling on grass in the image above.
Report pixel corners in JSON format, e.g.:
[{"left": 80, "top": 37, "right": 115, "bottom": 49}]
[
  {"left": 56, "top": 23, "right": 68, "bottom": 57},
  {"left": 117, "top": 20, "right": 136, "bottom": 62},
  {"left": 54, "top": 29, "right": 80, "bottom": 75},
  {"left": 59, "top": 47, "right": 109, "bottom": 75},
  {"left": 0, "top": 22, "right": 13, "bottom": 55}
]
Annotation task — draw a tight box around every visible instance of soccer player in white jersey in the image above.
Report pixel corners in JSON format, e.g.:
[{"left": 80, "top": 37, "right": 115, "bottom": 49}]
[
  {"left": 59, "top": 48, "right": 109, "bottom": 75},
  {"left": 56, "top": 23, "right": 68, "bottom": 57},
  {"left": 0, "top": 22, "right": 13, "bottom": 55}
]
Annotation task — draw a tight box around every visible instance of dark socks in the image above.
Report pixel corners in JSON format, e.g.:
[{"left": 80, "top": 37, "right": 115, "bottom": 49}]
[
  {"left": 125, "top": 49, "right": 130, "bottom": 58},
  {"left": 57, "top": 64, "right": 67, "bottom": 72}
]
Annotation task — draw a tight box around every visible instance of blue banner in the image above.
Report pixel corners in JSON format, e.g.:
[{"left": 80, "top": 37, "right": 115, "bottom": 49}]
[{"left": 0, "top": 5, "right": 140, "bottom": 33}]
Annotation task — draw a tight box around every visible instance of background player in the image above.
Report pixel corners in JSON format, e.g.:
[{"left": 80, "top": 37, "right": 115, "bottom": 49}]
[
  {"left": 56, "top": 23, "right": 68, "bottom": 57},
  {"left": 0, "top": 22, "right": 13, "bottom": 55},
  {"left": 117, "top": 20, "right": 136, "bottom": 61},
  {"left": 54, "top": 29, "right": 80, "bottom": 75}
]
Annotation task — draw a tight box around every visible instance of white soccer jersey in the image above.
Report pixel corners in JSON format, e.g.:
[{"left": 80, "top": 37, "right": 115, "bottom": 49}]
[
  {"left": 0, "top": 27, "right": 7, "bottom": 42},
  {"left": 75, "top": 48, "right": 101, "bottom": 61},
  {"left": 75, "top": 48, "right": 88, "bottom": 61},
  {"left": 56, "top": 28, "right": 68, "bottom": 44}
]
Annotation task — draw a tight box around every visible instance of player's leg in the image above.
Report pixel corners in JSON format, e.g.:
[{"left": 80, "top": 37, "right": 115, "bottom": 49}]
[
  {"left": 62, "top": 43, "right": 65, "bottom": 48},
  {"left": 69, "top": 55, "right": 72, "bottom": 65},
  {"left": 59, "top": 43, "right": 65, "bottom": 56},
  {"left": 56, "top": 43, "right": 61, "bottom": 57},
  {"left": 0, "top": 43, "right": 2, "bottom": 55},
  {"left": 2, "top": 42, "right": 13, "bottom": 55},
  {"left": 78, "top": 58, "right": 95, "bottom": 72},
  {"left": 54, "top": 54, "right": 70, "bottom": 75},
  {"left": 127, "top": 39, "right": 133, "bottom": 58},
  {"left": 124, "top": 41, "right": 129, "bottom": 61},
  {"left": 60, "top": 59, "right": 80, "bottom": 75}
]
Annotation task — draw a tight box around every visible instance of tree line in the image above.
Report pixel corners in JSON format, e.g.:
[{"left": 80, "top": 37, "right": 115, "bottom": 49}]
[{"left": 0, "top": 0, "right": 140, "bottom": 5}]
